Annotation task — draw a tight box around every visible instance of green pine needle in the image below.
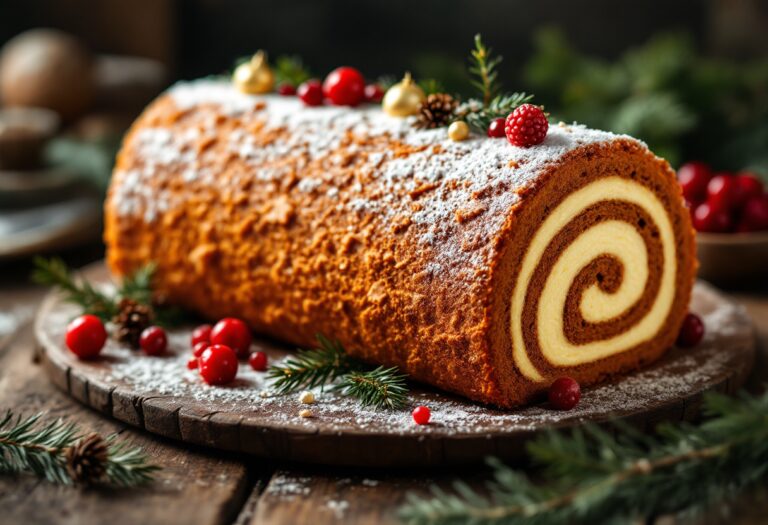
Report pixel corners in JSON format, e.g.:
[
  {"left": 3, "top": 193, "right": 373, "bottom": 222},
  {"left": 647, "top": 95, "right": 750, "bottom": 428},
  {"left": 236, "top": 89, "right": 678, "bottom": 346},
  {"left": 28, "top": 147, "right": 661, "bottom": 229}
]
[
  {"left": 267, "top": 336, "right": 410, "bottom": 409},
  {"left": 399, "top": 390, "right": 768, "bottom": 524},
  {"left": 461, "top": 92, "right": 535, "bottom": 133},
  {"left": 267, "top": 335, "right": 355, "bottom": 394},
  {"left": 274, "top": 55, "right": 312, "bottom": 87},
  {"left": 469, "top": 34, "right": 503, "bottom": 106},
  {"left": 335, "top": 367, "right": 408, "bottom": 410},
  {"left": 32, "top": 258, "right": 185, "bottom": 326},
  {"left": 32, "top": 257, "right": 118, "bottom": 321},
  {"left": 0, "top": 411, "right": 158, "bottom": 487},
  {"left": 117, "top": 262, "right": 156, "bottom": 306}
]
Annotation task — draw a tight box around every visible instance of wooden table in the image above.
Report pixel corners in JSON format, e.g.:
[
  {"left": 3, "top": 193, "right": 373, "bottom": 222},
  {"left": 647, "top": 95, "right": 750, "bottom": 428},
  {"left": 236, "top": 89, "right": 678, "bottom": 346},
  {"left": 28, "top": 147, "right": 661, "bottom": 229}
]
[{"left": 1, "top": 253, "right": 767, "bottom": 525}]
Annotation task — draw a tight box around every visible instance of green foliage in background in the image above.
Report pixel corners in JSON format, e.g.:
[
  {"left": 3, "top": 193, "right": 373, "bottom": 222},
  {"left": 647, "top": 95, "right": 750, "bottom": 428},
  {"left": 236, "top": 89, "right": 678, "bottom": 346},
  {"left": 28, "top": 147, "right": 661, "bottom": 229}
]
[{"left": 525, "top": 29, "right": 768, "bottom": 173}]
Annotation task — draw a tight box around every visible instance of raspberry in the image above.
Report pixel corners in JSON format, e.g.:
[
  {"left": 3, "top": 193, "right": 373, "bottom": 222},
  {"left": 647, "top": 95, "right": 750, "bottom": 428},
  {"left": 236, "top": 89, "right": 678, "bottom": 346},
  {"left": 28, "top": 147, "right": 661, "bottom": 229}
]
[{"left": 504, "top": 104, "right": 548, "bottom": 147}]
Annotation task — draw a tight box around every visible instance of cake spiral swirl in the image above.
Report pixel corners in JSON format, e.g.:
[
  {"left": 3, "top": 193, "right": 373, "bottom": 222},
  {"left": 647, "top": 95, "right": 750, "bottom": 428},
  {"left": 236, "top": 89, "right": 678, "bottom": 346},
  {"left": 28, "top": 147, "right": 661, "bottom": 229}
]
[
  {"left": 105, "top": 81, "right": 696, "bottom": 407},
  {"left": 510, "top": 177, "right": 676, "bottom": 381}
]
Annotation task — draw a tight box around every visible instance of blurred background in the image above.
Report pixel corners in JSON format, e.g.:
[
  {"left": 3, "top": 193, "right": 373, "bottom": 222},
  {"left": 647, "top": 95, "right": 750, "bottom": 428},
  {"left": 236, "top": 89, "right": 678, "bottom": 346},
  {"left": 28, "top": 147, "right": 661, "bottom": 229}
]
[{"left": 0, "top": 0, "right": 766, "bottom": 279}]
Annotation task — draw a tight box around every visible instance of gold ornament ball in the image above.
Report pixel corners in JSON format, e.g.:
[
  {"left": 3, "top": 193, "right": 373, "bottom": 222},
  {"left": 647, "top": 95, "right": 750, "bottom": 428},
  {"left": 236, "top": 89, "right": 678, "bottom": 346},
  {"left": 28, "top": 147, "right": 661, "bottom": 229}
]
[
  {"left": 448, "top": 121, "right": 470, "bottom": 141},
  {"left": 382, "top": 72, "right": 425, "bottom": 117},
  {"left": 233, "top": 50, "right": 274, "bottom": 94}
]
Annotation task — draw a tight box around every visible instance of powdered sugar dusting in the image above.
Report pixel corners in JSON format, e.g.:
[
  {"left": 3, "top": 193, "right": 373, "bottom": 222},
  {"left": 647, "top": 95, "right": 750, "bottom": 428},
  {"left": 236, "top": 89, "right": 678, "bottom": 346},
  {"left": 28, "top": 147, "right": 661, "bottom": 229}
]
[
  {"left": 40, "top": 282, "right": 754, "bottom": 437},
  {"left": 112, "top": 79, "right": 637, "bottom": 279}
]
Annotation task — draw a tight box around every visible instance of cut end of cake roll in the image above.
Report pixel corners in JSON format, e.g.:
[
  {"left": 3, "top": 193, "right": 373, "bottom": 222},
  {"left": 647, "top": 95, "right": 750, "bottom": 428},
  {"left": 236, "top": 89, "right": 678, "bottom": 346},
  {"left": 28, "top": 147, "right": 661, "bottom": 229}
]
[
  {"left": 485, "top": 139, "right": 696, "bottom": 407},
  {"left": 105, "top": 81, "right": 696, "bottom": 408}
]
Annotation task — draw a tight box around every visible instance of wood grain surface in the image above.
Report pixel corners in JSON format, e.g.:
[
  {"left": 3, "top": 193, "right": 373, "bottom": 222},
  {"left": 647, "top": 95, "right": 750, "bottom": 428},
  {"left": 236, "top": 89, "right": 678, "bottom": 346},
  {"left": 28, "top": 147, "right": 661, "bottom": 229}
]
[
  {"left": 0, "top": 257, "right": 767, "bottom": 524},
  {"left": 34, "top": 263, "right": 756, "bottom": 467}
]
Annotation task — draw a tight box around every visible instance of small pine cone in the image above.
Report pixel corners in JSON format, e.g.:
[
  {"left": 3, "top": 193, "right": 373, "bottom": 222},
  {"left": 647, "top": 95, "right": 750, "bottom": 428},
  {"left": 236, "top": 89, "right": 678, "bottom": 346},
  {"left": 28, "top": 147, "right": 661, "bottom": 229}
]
[
  {"left": 415, "top": 93, "right": 458, "bottom": 129},
  {"left": 65, "top": 433, "right": 109, "bottom": 485},
  {"left": 113, "top": 298, "right": 153, "bottom": 349}
]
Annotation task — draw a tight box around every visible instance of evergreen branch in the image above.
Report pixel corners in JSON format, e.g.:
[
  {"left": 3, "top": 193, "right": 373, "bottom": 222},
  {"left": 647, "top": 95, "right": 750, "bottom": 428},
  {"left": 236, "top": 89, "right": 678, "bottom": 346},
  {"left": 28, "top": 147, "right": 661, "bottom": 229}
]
[
  {"left": 335, "top": 366, "right": 408, "bottom": 410},
  {"left": 399, "top": 390, "right": 768, "bottom": 524},
  {"left": 469, "top": 34, "right": 503, "bottom": 106},
  {"left": 274, "top": 55, "right": 312, "bottom": 87},
  {"left": 0, "top": 411, "right": 158, "bottom": 487},
  {"left": 268, "top": 336, "right": 411, "bottom": 409},
  {"left": 32, "top": 258, "right": 186, "bottom": 326},
  {"left": 117, "top": 262, "right": 156, "bottom": 306},
  {"left": 267, "top": 335, "right": 355, "bottom": 394},
  {"left": 105, "top": 437, "right": 160, "bottom": 487},
  {"left": 32, "top": 257, "right": 118, "bottom": 321},
  {"left": 460, "top": 92, "right": 535, "bottom": 133}
]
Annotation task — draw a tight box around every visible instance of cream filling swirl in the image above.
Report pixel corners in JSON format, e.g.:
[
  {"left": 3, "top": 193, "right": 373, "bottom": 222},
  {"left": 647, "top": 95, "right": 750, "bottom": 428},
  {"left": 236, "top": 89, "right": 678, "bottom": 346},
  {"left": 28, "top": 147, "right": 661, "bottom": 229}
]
[{"left": 510, "top": 176, "right": 676, "bottom": 382}]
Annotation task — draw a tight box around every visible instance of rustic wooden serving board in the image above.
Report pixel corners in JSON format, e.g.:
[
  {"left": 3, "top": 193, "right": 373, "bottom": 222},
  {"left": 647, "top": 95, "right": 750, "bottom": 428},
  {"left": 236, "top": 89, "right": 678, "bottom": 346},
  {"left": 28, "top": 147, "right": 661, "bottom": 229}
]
[{"left": 36, "top": 263, "right": 755, "bottom": 467}]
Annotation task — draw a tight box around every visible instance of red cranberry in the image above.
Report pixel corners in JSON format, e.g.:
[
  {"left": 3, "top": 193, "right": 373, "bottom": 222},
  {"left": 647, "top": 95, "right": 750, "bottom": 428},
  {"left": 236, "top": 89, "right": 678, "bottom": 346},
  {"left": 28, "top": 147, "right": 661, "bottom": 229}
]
[
  {"left": 677, "top": 161, "right": 711, "bottom": 203},
  {"left": 139, "top": 326, "right": 167, "bottom": 356},
  {"left": 487, "top": 117, "right": 506, "bottom": 138},
  {"left": 193, "top": 341, "right": 209, "bottom": 357},
  {"left": 248, "top": 351, "right": 268, "bottom": 371},
  {"left": 548, "top": 377, "right": 581, "bottom": 410},
  {"left": 191, "top": 324, "right": 212, "bottom": 348},
  {"left": 323, "top": 67, "right": 365, "bottom": 106},
  {"left": 65, "top": 315, "right": 107, "bottom": 359},
  {"left": 210, "top": 318, "right": 252, "bottom": 358},
  {"left": 412, "top": 405, "right": 431, "bottom": 425},
  {"left": 277, "top": 83, "right": 296, "bottom": 96},
  {"left": 364, "top": 83, "right": 384, "bottom": 103},
  {"left": 693, "top": 202, "right": 732, "bottom": 233},
  {"left": 187, "top": 357, "right": 198, "bottom": 370},
  {"left": 676, "top": 313, "right": 705, "bottom": 347},
  {"left": 735, "top": 173, "right": 764, "bottom": 202},
  {"left": 199, "top": 344, "right": 239, "bottom": 385},
  {"left": 739, "top": 195, "right": 768, "bottom": 232},
  {"left": 297, "top": 80, "right": 324, "bottom": 106},
  {"left": 706, "top": 174, "right": 739, "bottom": 213}
]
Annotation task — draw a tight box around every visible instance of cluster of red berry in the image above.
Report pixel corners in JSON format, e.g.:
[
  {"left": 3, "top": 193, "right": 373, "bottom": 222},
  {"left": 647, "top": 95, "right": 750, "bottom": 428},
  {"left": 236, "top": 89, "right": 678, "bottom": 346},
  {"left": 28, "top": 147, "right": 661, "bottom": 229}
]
[
  {"left": 678, "top": 161, "right": 768, "bottom": 233},
  {"left": 486, "top": 103, "right": 549, "bottom": 148},
  {"left": 65, "top": 315, "right": 168, "bottom": 359},
  {"left": 187, "top": 318, "right": 268, "bottom": 385},
  {"left": 278, "top": 66, "right": 383, "bottom": 108},
  {"left": 64, "top": 315, "right": 269, "bottom": 387}
]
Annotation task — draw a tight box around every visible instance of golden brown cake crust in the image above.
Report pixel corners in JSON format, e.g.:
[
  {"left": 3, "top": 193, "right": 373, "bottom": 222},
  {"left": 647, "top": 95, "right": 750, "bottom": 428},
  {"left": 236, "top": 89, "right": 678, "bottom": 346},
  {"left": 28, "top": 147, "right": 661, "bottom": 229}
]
[{"left": 105, "top": 81, "right": 696, "bottom": 408}]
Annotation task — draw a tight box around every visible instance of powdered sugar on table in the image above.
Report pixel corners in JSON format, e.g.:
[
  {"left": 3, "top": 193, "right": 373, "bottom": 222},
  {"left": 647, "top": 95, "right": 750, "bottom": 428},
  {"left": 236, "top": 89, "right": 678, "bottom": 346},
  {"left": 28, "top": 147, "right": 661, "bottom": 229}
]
[{"left": 39, "top": 281, "right": 753, "bottom": 437}]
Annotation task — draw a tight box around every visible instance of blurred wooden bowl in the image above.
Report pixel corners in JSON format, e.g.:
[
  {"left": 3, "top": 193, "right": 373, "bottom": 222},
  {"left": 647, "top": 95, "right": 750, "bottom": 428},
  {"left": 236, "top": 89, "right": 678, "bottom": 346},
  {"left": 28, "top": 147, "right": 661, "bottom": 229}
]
[{"left": 696, "top": 231, "right": 768, "bottom": 285}]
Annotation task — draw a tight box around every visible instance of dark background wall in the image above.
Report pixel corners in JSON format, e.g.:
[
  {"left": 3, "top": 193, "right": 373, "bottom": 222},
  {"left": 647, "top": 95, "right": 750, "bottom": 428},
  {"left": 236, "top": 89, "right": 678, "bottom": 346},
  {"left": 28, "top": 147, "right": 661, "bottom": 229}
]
[{"left": 3, "top": 0, "right": 763, "bottom": 85}]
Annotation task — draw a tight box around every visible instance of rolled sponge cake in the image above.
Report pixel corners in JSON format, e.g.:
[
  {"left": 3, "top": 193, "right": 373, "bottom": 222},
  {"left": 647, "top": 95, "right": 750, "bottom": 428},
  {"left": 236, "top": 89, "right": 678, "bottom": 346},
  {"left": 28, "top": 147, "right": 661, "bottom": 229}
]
[{"left": 105, "top": 80, "right": 696, "bottom": 407}]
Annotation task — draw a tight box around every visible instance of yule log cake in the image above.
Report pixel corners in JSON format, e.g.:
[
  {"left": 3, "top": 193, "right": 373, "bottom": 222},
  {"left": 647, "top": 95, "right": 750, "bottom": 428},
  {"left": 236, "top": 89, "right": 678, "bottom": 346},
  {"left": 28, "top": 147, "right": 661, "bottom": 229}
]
[{"left": 105, "top": 80, "right": 696, "bottom": 408}]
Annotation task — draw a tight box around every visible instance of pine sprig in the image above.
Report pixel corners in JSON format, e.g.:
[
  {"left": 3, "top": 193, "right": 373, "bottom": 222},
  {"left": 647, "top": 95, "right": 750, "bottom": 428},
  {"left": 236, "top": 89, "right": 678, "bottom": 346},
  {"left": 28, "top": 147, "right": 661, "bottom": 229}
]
[
  {"left": 32, "top": 258, "right": 185, "bottom": 327},
  {"left": 460, "top": 92, "right": 535, "bottom": 133},
  {"left": 274, "top": 55, "right": 312, "bottom": 87},
  {"left": 399, "top": 390, "right": 768, "bottom": 524},
  {"left": 32, "top": 257, "right": 118, "bottom": 321},
  {"left": 335, "top": 367, "right": 408, "bottom": 410},
  {"left": 0, "top": 411, "right": 158, "bottom": 487},
  {"left": 469, "top": 34, "right": 502, "bottom": 106},
  {"left": 267, "top": 335, "right": 355, "bottom": 394},
  {"left": 117, "top": 262, "right": 156, "bottom": 306},
  {"left": 268, "top": 336, "right": 410, "bottom": 409}
]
